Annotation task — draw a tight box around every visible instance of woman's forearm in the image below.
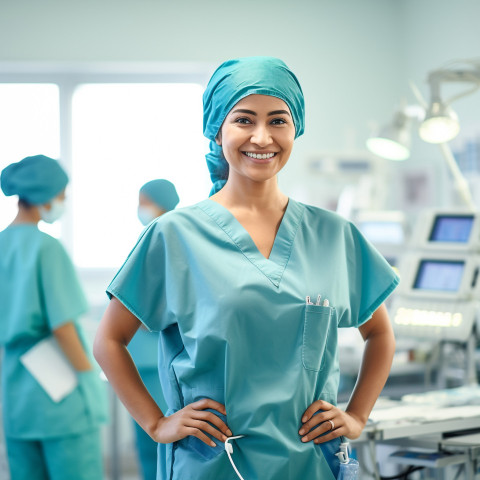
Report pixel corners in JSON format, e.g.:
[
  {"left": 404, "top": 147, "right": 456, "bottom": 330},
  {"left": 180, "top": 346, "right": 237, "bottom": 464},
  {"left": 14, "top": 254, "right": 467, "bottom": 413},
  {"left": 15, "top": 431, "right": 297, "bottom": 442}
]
[
  {"left": 346, "top": 306, "right": 396, "bottom": 426},
  {"left": 94, "top": 336, "right": 163, "bottom": 435},
  {"left": 93, "top": 297, "right": 164, "bottom": 437},
  {"left": 54, "top": 321, "right": 92, "bottom": 371}
]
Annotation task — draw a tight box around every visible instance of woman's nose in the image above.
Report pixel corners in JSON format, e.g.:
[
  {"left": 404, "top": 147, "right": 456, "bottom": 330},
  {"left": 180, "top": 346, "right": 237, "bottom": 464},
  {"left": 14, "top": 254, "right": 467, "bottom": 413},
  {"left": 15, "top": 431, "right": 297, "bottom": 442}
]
[{"left": 250, "top": 125, "right": 272, "bottom": 146}]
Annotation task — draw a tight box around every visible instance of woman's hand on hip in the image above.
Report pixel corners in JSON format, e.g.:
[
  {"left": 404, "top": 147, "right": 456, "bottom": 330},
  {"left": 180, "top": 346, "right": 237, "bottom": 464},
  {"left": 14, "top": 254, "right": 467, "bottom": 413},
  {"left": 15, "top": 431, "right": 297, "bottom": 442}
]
[
  {"left": 153, "top": 398, "right": 233, "bottom": 446},
  {"left": 298, "top": 399, "right": 365, "bottom": 444}
]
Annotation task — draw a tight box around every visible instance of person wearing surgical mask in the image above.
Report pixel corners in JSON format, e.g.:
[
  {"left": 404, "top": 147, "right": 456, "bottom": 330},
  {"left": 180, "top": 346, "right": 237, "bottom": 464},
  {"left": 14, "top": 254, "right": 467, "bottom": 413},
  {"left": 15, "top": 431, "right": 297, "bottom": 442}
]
[
  {"left": 0, "top": 155, "right": 107, "bottom": 480},
  {"left": 129, "top": 179, "right": 178, "bottom": 480},
  {"left": 137, "top": 179, "right": 179, "bottom": 227}
]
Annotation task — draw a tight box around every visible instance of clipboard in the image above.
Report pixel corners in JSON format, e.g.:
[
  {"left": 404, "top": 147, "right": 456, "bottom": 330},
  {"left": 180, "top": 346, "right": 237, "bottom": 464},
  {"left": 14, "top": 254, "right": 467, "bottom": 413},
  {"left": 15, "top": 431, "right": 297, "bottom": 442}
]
[{"left": 20, "top": 336, "right": 78, "bottom": 402}]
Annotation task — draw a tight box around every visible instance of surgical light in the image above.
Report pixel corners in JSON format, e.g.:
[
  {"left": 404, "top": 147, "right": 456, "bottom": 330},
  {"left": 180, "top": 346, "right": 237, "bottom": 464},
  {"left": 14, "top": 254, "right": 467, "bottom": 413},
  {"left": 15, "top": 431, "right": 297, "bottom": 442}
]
[
  {"left": 366, "top": 106, "right": 423, "bottom": 161},
  {"left": 419, "top": 61, "right": 480, "bottom": 143},
  {"left": 419, "top": 102, "right": 460, "bottom": 143},
  {"left": 366, "top": 60, "right": 480, "bottom": 209},
  {"left": 366, "top": 112, "right": 411, "bottom": 161}
]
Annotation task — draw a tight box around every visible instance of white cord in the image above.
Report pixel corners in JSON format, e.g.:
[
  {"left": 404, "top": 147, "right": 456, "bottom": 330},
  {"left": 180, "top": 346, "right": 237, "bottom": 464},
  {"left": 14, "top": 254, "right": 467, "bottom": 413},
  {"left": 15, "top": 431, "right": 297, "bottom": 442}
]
[{"left": 225, "top": 435, "right": 246, "bottom": 480}]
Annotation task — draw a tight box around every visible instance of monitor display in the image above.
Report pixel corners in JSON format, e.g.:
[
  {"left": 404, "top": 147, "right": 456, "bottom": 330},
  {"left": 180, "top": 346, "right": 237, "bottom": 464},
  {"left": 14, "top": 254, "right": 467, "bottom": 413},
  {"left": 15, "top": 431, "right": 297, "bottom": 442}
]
[
  {"left": 429, "top": 215, "right": 474, "bottom": 243},
  {"left": 413, "top": 260, "right": 465, "bottom": 292},
  {"left": 359, "top": 221, "right": 405, "bottom": 245}
]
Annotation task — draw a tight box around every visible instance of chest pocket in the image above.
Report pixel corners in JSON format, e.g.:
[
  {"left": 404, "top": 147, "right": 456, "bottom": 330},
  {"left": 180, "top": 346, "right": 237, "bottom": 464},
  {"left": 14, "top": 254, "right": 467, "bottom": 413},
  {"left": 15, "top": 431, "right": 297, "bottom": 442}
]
[{"left": 302, "top": 304, "right": 335, "bottom": 372}]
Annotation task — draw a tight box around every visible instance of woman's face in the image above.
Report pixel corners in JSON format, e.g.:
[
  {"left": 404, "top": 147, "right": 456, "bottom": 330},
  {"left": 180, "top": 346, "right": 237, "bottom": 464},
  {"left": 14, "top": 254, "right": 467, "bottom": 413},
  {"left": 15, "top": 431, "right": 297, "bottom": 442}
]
[{"left": 216, "top": 94, "right": 295, "bottom": 186}]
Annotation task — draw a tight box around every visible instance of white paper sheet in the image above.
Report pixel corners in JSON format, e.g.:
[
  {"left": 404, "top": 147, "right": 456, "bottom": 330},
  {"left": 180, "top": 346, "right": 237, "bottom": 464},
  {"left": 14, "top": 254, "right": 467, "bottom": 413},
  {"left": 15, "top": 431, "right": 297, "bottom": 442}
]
[{"left": 20, "top": 336, "right": 78, "bottom": 403}]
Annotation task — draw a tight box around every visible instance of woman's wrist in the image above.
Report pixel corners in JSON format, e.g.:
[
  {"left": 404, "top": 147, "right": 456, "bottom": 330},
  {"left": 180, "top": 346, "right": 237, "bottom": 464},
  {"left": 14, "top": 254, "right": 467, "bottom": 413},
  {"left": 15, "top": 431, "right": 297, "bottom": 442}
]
[{"left": 345, "top": 408, "right": 368, "bottom": 428}]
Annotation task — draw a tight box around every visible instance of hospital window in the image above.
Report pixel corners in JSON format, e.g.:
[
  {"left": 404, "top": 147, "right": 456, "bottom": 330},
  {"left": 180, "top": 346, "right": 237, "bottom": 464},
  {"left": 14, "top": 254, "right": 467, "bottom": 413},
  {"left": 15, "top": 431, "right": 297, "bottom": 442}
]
[
  {"left": 71, "top": 83, "right": 209, "bottom": 268},
  {"left": 0, "top": 80, "right": 210, "bottom": 269}
]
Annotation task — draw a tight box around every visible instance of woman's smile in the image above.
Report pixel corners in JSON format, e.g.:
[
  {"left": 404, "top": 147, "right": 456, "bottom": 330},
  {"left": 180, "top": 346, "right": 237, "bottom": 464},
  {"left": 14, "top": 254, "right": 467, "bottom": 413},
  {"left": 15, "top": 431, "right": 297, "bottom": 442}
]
[{"left": 243, "top": 151, "right": 277, "bottom": 163}]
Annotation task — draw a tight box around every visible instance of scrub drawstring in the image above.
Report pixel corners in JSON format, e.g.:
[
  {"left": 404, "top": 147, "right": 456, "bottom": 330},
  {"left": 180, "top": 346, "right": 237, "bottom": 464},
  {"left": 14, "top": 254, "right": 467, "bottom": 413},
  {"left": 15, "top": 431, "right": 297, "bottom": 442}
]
[
  {"left": 225, "top": 436, "right": 359, "bottom": 480},
  {"left": 225, "top": 435, "right": 246, "bottom": 480}
]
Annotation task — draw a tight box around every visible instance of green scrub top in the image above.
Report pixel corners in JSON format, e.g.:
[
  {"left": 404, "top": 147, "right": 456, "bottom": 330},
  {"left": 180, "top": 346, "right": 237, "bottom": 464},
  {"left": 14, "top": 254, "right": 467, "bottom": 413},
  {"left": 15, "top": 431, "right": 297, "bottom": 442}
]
[
  {"left": 0, "top": 224, "right": 105, "bottom": 439},
  {"left": 108, "top": 199, "right": 399, "bottom": 480}
]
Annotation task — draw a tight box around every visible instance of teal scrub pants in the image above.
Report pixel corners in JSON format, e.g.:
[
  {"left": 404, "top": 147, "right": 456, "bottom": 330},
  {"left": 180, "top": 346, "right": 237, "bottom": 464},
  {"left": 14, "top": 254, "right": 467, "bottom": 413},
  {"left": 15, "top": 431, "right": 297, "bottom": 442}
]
[{"left": 6, "top": 428, "right": 103, "bottom": 480}]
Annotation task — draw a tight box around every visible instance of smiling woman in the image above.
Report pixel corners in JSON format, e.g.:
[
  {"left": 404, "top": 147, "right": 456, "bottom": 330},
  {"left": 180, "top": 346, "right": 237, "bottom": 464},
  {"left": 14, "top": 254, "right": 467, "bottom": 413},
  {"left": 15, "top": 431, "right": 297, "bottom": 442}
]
[
  {"left": 215, "top": 95, "right": 296, "bottom": 190},
  {"left": 94, "top": 57, "right": 398, "bottom": 480}
]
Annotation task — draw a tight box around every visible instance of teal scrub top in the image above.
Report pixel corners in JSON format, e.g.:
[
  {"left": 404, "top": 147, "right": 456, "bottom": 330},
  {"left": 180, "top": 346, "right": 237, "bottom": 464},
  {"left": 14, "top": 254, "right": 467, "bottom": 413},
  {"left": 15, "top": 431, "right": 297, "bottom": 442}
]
[
  {"left": 108, "top": 199, "right": 399, "bottom": 480},
  {"left": 128, "top": 328, "right": 168, "bottom": 412},
  {"left": 128, "top": 328, "right": 159, "bottom": 370},
  {"left": 0, "top": 224, "right": 106, "bottom": 439}
]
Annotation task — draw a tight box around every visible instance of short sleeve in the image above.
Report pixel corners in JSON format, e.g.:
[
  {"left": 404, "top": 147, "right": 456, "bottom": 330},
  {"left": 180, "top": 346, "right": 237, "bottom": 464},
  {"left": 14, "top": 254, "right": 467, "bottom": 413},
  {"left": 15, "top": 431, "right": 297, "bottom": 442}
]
[
  {"left": 39, "top": 238, "right": 88, "bottom": 330},
  {"left": 107, "top": 222, "right": 169, "bottom": 332},
  {"left": 339, "top": 222, "right": 400, "bottom": 328}
]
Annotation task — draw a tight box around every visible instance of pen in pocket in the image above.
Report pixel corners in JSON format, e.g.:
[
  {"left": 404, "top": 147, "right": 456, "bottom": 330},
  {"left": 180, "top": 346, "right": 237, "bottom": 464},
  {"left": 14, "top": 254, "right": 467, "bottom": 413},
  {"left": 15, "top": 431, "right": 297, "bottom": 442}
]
[{"left": 305, "top": 294, "right": 329, "bottom": 306}]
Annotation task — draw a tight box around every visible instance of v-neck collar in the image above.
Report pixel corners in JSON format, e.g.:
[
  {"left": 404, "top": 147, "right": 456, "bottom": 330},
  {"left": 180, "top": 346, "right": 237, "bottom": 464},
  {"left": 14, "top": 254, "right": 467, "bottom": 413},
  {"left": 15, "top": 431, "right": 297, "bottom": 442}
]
[{"left": 198, "top": 198, "right": 305, "bottom": 288}]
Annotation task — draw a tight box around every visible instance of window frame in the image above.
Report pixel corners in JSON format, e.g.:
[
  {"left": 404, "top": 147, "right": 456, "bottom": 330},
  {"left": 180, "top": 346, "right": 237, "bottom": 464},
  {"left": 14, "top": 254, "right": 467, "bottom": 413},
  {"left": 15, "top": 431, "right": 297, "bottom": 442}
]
[{"left": 0, "top": 62, "right": 212, "bottom": 264}]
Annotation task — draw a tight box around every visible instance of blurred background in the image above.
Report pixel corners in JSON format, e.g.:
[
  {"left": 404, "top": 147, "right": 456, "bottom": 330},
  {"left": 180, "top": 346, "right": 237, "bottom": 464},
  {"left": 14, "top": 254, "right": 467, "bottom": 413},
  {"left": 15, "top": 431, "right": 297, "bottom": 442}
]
[{"left": 1, "top": 1, "right": 480, "bottom": 479}]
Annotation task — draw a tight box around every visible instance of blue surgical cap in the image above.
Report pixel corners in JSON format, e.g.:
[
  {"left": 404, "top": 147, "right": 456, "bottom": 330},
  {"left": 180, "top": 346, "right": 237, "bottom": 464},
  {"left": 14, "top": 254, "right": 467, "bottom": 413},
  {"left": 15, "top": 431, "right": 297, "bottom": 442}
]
[
  {"left": 139, "top": 179, "right": 179, "bottom": 212},
  {"left": 203, "top": 56, "right": 305, "bottom": 194},
  {"left": 0, "top": 155, "right": 68, "bottom": 205}
]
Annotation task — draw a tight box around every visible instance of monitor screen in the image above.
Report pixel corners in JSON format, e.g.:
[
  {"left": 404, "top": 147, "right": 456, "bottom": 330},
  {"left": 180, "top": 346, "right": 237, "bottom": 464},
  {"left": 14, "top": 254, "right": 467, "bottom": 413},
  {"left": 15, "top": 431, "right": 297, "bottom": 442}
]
[
  {"left": 429, "top": 215, "right": 474, "bottom": 243},
  {"left": 359, "top": 221, "right": 405, "bottom": 245},
  {"left": 413, "top": 260, "right": 465, "bottom": 292}
]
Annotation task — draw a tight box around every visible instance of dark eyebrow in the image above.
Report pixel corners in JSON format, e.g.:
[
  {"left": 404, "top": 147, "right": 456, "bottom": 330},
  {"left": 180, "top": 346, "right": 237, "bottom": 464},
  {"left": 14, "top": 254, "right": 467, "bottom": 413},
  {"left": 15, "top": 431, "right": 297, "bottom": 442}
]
[
  {"left": 231, "top": 109, "right": 256, "bottom": 115},
  {"left": 230, "top": 109, "right": 291, "bottom": 116},
  {"left": 268, "top": 110, "right": 291, "bottom": 116}
]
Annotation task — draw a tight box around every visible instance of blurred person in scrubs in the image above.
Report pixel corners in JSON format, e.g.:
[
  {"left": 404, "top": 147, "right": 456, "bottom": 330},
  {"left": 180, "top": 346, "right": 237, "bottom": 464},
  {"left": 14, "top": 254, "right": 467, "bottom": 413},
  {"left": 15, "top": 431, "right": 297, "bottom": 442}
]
[
  {"left": 94, "top": 57, "right": 398, "bottom": 480},
  {"left": 130, "top": 179, "right": 179, "bottom": 480},
  {"left": 0, "top": 155, "right": 107, "bottom": 480}
]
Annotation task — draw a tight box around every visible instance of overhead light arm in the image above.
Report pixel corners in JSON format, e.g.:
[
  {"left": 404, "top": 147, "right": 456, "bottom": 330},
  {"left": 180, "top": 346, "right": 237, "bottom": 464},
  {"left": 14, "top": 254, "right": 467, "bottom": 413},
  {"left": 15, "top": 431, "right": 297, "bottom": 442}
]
[
  {"left": 420, "top": 62, "right": 480, "bottom": 144},
  {"left": 427, "top": 65, "right": 480, "bottom": 105},
  {"left": 366, "top": 66, "right": 477, "bottom": 210},
  {"left": 414, "top": 75, "right": 476, "bottom": 210}
]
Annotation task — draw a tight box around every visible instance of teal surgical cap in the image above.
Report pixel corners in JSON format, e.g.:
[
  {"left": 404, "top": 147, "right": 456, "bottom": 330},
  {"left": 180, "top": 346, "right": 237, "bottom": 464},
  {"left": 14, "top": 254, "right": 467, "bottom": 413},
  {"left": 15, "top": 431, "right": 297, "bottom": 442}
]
[
  {"left": 203, "top": 56, "right": 305, "bottom": 195},
  {"left": 1, "top": 155, "right": 68, "bottom": 205},
  {"left": 140, "top": 179, "right": 179, "bottom": 212}
]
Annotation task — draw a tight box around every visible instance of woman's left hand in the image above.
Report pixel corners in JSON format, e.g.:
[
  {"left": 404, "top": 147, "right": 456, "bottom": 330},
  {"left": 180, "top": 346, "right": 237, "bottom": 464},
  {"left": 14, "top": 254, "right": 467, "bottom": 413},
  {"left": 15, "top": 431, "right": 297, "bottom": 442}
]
[{"left": 298, "top": 400, "right": 365, "bottom": 444}]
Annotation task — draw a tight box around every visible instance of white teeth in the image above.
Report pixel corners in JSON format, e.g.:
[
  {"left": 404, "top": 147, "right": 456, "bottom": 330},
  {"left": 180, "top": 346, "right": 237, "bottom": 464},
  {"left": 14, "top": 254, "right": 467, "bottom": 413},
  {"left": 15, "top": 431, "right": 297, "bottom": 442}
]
[{"left": 245, "top": 152, "right": 275, "bottom": 159}]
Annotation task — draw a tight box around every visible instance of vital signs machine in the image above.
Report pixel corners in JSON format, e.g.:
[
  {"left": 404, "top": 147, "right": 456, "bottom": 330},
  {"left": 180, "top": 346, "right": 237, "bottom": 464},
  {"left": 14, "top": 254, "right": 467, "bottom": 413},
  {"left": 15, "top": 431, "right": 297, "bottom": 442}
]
[{"left": 391, "top": 210, "right": 480, "bottom": 386}]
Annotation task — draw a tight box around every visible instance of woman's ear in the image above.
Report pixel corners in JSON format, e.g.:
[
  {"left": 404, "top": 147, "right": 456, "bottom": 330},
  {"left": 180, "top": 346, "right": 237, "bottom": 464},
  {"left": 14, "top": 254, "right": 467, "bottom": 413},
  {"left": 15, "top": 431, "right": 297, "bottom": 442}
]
[{"left": 215, "top": 131, "right": 222, "bottom": 146}]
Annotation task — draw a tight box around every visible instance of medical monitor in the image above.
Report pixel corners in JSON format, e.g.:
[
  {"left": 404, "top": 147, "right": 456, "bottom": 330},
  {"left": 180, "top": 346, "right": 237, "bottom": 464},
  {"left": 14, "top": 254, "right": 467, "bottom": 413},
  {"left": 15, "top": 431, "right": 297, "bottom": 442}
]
[
  {"left": 412, "top": 210, "right": 480, "bottom": 252},
  {"left": 413, "top": 260, "right": 465, "bottom": 292},
  {"left": 429, "top": 215, "right": 474, "bottom": 243}
]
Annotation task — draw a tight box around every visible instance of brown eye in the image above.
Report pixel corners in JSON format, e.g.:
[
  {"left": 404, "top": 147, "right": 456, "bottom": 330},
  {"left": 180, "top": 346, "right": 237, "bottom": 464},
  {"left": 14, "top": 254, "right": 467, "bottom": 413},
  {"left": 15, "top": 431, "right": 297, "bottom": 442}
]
[{"left": 235, "top": 117, "right": 252, "bottom": 124}]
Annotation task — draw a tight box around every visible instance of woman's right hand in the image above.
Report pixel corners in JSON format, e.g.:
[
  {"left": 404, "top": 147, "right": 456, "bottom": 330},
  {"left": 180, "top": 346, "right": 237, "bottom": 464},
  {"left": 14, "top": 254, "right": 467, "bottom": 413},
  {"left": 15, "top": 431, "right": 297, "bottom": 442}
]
[{"left": 153, "top": 398, "right": 233, "bottom": 447}]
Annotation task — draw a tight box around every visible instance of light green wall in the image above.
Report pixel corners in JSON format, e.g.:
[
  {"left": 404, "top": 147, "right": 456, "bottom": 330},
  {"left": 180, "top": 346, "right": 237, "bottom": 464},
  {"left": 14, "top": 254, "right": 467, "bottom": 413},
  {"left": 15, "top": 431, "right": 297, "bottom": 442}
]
[
  {"left": 1, "top": 0, "right": 479, "bottom": 206},
  {"left": 0, "top": 1, "right": 404, "bottom": 155}
]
